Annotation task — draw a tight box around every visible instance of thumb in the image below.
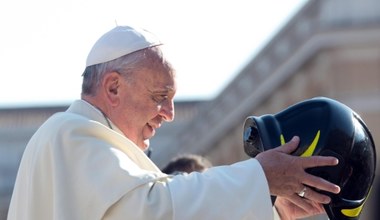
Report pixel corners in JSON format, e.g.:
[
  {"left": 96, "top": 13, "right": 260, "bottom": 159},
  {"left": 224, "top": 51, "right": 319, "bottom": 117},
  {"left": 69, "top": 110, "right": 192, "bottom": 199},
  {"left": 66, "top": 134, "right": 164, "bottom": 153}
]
[{"left": 276, "top": 136, "right": 300, "bottom": 154}]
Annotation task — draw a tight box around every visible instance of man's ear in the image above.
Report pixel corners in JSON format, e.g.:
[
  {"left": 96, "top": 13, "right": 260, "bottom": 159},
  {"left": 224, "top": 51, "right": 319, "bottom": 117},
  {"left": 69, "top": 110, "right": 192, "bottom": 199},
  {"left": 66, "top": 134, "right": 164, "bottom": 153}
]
[{"left": 102, "top": 72, "right": 121, "bottom": 106}]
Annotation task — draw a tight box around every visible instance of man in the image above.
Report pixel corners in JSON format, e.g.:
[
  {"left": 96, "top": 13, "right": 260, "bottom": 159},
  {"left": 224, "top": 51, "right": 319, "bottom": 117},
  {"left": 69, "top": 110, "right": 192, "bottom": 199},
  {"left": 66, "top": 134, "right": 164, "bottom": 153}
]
[
  {"left": 162, "top": 154, "right": 213, "bottom": 174},
  {"left": 8, "top": 26, "right": 340, "bottom": 220}
]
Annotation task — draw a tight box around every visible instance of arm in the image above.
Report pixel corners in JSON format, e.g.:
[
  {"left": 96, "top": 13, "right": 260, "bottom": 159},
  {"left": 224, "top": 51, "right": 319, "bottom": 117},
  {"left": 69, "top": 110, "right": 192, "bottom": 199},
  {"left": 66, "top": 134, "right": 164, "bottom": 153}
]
[{"left": 105, "top": 159, "right": 274, "bottom": 220}]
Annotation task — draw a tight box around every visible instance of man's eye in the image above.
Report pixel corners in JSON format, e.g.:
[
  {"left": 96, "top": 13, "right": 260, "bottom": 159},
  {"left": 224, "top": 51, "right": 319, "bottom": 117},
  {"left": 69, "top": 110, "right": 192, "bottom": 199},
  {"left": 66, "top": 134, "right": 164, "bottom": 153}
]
[{"left": 153, "top": 95, "right": 168, "bottom": 103}]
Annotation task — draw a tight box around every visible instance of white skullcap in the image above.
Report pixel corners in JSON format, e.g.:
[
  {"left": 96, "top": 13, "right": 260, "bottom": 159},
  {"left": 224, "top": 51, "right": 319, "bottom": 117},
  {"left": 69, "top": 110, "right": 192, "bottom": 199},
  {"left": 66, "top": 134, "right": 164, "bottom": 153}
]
[{"left": 86, "top": 26, "right": 162, "bottom": 67}]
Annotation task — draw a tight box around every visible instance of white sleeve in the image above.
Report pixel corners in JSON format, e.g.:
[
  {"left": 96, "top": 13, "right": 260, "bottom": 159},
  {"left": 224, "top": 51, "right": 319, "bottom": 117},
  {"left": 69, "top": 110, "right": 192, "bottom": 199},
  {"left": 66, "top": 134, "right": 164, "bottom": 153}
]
[
  {"left": 104, "top": 159, "right": 273, "bottom": 220},
  {"left": 168, "top": 159, "right": 273, "bottom": 220}
]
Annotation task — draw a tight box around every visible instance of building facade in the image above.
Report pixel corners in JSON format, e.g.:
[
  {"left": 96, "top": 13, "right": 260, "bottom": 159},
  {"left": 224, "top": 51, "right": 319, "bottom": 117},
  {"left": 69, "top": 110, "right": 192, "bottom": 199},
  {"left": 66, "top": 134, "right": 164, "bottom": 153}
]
[{"left": 1, "top": 0, "right": 380, "bottom": 219}]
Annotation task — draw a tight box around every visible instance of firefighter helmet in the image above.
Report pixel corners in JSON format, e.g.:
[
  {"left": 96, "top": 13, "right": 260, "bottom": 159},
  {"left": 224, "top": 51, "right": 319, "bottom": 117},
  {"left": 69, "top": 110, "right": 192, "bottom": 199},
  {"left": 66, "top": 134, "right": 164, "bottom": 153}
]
[{"left": 243, "top": 97, "right": 376, "bottom": 220}]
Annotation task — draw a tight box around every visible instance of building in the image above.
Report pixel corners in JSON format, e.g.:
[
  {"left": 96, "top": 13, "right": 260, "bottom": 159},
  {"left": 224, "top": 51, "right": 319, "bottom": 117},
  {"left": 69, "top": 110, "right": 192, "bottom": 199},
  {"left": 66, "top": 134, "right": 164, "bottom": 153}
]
[{"left": 1, "top": 0, "right": 380, "bottom": 219}]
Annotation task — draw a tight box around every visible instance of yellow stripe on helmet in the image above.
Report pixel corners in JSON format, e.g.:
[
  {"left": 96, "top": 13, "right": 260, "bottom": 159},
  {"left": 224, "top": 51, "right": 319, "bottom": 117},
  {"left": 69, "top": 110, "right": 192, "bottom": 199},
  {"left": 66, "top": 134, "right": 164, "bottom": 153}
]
[
  {"left": 341, "top": 204, "right": 363, "bottom": 217},
  {"left": 300, "top": 130, "right": 320, "bottom": 157},
  {"left": 279, "top": 130, "right": 320, "bottom": 157}
]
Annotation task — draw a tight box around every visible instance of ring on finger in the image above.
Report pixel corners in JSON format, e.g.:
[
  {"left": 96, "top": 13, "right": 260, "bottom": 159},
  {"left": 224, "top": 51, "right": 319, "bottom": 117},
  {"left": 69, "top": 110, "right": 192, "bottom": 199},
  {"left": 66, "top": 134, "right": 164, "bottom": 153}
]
[{"left": 298, "top": 186, "right": 307, "bottom": 198}]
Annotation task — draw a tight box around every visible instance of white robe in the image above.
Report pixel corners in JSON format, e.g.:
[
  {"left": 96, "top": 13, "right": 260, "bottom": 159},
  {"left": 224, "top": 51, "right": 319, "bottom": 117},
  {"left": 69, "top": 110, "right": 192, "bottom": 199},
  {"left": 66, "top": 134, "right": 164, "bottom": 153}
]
[{"left": 7, "top": 100, "right": 274, "bottom": 220}]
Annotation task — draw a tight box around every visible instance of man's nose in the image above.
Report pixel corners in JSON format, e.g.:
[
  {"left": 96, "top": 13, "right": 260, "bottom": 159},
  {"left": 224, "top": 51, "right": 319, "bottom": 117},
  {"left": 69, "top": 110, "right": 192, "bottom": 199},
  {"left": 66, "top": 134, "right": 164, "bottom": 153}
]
[{"left": 160, "top": 99, "right": 175, "bottom": 122}]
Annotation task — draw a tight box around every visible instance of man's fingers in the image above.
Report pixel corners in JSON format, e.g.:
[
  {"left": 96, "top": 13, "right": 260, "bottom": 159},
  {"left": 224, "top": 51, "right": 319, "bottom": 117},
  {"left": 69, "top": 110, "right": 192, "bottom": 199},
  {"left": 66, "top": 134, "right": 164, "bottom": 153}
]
[
  {"left": 299, "top": 186, "right": 332, "bottom": 204},
  {"left": 287, "top": 194, "right": 315, "bottom": 211},
  {"left": 276, "top": 136, "right": 300, "bottom": 154},
  {"left": 298, "top": 156, "right": 341, "bottom": 194},
  {"left": 301, "top": 156, "right": 339, "bottom": 169},
  {"left": 302, "top": 174, "right": 341, "bottom": 195}
]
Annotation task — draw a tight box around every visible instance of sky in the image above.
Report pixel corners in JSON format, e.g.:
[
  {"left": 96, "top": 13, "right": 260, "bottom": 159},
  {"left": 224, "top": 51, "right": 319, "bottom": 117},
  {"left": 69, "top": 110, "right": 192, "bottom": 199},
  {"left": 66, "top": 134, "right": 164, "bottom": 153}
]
[{"left": 0, "top": 0, "right": 307, "bottom": 107}]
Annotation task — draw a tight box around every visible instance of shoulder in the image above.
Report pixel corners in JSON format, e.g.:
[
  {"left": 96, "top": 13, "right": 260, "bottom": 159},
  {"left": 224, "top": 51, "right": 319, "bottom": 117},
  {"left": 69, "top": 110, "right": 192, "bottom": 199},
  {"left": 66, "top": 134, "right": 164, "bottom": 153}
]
[
  {"left": 31, "top": 111, "right": 111, "bottom": 147},
  {"left": 42, "top": 111, "right": 103, "bottom": 132}
]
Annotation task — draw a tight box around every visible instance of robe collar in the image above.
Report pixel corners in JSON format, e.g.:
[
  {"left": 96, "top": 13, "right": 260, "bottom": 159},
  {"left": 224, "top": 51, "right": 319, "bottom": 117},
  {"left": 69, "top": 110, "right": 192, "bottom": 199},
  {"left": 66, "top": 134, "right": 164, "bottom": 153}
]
[{"left": 66, "top": 99, "right": 125, "bottom": 137}]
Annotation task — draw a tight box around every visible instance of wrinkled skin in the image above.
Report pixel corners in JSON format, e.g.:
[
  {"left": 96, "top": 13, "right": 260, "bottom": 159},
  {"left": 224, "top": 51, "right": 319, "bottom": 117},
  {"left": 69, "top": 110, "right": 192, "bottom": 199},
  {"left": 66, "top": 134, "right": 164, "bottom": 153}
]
[{"left": 84, "top": 68, "right": 176, "bottom": 151}]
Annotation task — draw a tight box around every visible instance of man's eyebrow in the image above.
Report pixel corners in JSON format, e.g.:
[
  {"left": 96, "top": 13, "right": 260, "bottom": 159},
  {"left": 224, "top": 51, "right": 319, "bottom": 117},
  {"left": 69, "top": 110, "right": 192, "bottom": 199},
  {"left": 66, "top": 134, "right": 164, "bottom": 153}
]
[{"left": 149, "top": 86, "right": 176, "bottom": 94}]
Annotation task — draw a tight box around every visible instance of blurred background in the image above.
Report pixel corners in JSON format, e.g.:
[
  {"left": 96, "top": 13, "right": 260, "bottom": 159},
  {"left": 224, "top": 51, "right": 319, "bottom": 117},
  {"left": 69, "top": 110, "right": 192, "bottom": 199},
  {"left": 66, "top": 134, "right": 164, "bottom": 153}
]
[{"left": 1, "top": 0, "right": 380, "bottom": 219}]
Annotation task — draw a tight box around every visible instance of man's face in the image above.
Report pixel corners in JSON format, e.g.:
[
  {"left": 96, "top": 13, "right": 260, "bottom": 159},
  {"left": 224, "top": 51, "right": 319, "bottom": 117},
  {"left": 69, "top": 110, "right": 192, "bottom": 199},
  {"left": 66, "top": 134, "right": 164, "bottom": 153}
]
[{"left": 111, "top": 68, "right": 176, "bottom": 151}]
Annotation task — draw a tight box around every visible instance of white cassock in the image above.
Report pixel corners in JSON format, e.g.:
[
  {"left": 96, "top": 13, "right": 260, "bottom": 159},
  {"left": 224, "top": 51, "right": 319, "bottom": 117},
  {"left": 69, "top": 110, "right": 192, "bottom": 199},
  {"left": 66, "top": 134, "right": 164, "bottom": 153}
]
[{"left": 7, "top": 100, "right": 275, "bottom": 220}]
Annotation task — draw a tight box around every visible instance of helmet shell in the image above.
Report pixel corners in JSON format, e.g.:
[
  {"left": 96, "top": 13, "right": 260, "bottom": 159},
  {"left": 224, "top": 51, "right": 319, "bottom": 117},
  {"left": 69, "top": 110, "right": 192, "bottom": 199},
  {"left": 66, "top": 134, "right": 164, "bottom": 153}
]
[{"left": 243, "top": 97, "right": 376, "bottom": 220}]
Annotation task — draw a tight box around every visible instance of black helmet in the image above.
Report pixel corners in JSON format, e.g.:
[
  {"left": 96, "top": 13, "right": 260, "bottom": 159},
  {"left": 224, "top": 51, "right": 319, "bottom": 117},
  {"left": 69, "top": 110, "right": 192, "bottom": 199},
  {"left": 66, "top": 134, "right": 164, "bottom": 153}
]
[{"left": 243, "top": 97, "right": 376, "bottom": 220}]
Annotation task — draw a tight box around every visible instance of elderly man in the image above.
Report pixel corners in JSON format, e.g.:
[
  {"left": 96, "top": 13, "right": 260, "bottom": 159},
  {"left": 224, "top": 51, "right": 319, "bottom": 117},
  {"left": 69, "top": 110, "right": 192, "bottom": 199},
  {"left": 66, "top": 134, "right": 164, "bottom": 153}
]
[{"left": 8, "top": 26, "right": 340, "bottom": 220}]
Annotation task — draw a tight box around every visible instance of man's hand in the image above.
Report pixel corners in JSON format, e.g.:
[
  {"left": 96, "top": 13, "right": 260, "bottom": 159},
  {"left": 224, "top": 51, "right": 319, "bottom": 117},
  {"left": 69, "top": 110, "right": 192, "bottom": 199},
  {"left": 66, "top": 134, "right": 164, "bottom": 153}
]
[
  {"left": 255, "top": 136, "right": 341, "bottom": 207},
  {"left": 275, "top": 196, "right": 326, "bottom": 220}
]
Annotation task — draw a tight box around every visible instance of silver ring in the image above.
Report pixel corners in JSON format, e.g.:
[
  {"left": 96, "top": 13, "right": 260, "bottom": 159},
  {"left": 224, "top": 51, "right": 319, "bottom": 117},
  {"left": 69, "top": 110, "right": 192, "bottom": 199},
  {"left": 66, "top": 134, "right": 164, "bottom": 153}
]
[{"left": 298, "top": 187, "right": 307, "bottom": 198}]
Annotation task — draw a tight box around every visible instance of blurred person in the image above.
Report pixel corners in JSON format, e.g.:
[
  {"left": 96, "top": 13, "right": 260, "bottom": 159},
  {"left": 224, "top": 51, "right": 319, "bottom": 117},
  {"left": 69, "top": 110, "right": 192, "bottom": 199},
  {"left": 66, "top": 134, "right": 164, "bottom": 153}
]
[
  {"left": 7, "top": 25, "right": 340, "bottom": 220},
  {"left": 162, "top": 154, "right": 212, "bottom": 174}
]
